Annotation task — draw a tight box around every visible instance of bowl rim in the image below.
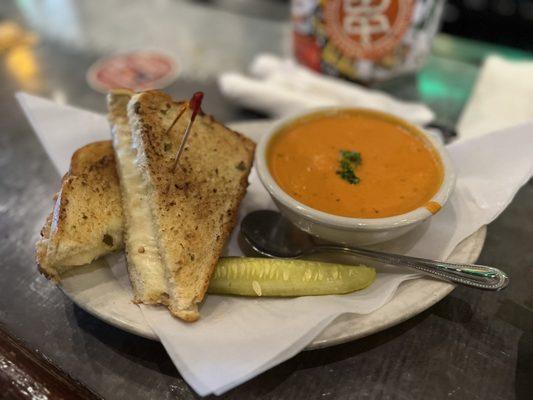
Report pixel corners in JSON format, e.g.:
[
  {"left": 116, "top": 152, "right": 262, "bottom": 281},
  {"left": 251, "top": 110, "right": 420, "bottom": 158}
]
[{"left": 255, "top": 107, "right": 456, "bottom": 231}]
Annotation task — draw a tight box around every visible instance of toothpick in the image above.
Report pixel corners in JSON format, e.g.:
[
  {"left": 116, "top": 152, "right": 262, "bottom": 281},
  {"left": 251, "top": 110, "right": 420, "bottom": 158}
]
[
  {"left": 170, "top": 92, "right": 204, "bottom": 172},
  {"left": 163, "top": 104, "right": 186, "bottom": 137}
]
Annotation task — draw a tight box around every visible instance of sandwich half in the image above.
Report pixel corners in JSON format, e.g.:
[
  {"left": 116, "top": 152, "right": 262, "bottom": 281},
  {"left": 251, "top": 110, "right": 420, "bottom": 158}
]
[
  {"left": 36, "top": 141, "right": 124, "bottom": 281},
  {"left": 107, "top": 89, "right": 168, "bottom": 304},
  {"left": 128, "top": 90, "right": 255, "bottom": 321}
]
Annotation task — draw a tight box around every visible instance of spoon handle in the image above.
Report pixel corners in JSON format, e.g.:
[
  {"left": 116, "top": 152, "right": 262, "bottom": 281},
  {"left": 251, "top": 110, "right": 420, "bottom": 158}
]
[{"left": 313, "top": 245, "right": 509, "bottom": 290}]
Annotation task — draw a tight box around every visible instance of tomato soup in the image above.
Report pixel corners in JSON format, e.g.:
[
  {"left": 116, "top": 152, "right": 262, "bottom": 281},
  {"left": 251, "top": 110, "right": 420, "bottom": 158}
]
[{"left": 267, "top": 110, "right": 444, "bottom": 219}]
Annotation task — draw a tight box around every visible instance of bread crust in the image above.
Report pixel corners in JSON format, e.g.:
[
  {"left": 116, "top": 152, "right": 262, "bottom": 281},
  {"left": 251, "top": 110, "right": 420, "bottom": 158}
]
[
  {"left": 36, "top": 141, "right": 124, "bottom": 281},
  {"left": 128, "top": 91, "right": 255, "bottom": 321}
]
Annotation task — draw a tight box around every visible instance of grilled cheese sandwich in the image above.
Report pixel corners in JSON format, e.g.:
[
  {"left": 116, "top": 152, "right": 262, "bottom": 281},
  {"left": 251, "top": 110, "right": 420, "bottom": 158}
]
[
  {"left": 37, "top": 90, "right": 255, "bottom": 323},
  {"left": 128, "top": 90, "right": 255, "bottom": 321},
  {"left": 36, "top": 141, "right": 124, "bottom": 281}
]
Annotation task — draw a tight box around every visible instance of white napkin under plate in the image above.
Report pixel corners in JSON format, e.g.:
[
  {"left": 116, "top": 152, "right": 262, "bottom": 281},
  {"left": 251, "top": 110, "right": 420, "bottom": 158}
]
[
  {"left": 18, "top": 92, "right": 533, "bottom": 396},
  {"left": 458, "top": 55, "right": 533, "bottom": 140},
  {"left": 218, "top": 54, "right": 435, "bottom": 125}
]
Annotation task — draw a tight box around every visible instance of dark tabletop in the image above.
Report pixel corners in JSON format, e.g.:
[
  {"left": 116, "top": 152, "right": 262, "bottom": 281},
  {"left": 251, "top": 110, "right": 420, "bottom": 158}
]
[{"left": 0, "top": 1, "right": 532, "bottom": 399}]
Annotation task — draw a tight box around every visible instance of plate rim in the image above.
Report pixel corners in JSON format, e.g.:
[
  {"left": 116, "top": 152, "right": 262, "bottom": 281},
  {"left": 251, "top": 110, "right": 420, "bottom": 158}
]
[{"left": 60, "top": 226, "right": 486, "bottom": 348}]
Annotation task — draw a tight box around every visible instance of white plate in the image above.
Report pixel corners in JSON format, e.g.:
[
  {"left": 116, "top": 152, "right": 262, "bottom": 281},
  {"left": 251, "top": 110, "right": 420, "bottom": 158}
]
[{"left": 60, "top": 120, "right": 487, "bottom": 349}]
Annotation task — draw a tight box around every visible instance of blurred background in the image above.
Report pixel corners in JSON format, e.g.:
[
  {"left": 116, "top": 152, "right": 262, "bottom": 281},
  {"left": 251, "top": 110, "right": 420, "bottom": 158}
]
[
  {"left": 0, "top": 0, "right": 532, "bottom": 125},
  {"left": 442, "top": 0, "right": 533, "bottom": 50},
  {"left": 2, "top": 0, "right": 530, "bottom": 49}
]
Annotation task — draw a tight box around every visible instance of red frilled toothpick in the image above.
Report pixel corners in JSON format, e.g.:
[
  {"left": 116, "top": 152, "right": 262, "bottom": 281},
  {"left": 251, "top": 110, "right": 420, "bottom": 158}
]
[{"left": 170, "top": 91, "right": 204, "bottom": 172}]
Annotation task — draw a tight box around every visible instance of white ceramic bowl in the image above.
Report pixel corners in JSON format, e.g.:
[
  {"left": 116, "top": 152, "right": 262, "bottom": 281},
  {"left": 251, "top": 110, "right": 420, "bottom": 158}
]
[{"left": 255, "top": 108, "right": 456, "bottom": 246}]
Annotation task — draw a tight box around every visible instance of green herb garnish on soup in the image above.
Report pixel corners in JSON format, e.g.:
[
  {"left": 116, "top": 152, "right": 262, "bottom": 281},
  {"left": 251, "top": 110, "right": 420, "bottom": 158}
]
[{"left": 336, "top": 149, "right": 361, "bottom": 184}]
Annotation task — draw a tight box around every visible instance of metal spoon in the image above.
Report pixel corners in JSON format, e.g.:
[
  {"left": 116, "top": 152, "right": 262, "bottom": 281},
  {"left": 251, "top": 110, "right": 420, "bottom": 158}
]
[{"left": 240, "top": 210, "right": 509, "bottom": 291}]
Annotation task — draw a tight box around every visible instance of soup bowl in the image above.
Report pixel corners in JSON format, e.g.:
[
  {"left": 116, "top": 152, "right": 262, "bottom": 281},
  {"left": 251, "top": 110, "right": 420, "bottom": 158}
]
[{"left": 255, "top": 108, "right": 456, "bottom": 246}]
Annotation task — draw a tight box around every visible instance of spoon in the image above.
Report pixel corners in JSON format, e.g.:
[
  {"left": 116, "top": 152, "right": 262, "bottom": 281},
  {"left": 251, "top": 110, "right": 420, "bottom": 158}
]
[{"left": 240, "top": 210, "right": 509, "bottom": 291}]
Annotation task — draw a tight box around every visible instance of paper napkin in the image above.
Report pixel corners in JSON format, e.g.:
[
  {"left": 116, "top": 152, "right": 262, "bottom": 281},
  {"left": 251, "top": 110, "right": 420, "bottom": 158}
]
[
  {"left": 218, "top": 54, "right": 434, "bottom": 125},
  {"left": 458, "top": 55, "right": 533, "bottom": 140},
  {"left": 18, "top": 92, "right": 533, "bottom": 396}
]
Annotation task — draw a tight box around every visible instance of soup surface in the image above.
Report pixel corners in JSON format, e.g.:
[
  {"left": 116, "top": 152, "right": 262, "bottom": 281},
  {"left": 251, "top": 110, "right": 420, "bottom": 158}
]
[{"left": 267, "top": 110, "right": 444, "bottom": 218}]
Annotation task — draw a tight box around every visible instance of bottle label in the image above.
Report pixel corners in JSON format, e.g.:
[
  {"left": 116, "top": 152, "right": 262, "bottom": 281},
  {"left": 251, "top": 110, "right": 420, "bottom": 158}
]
[{"left": 324, "top": 0, "right": 415, "bottom": 61}]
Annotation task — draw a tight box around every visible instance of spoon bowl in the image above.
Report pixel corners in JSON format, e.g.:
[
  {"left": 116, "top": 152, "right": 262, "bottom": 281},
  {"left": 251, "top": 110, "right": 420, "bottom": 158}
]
[{"left": 241, "top": 210, "right": 313, "bottom": 258}]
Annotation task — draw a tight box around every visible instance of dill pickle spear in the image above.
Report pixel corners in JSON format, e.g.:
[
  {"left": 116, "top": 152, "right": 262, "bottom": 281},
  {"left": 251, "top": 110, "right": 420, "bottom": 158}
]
[{"left": 208, "top": 257, "right": 376, "bottom": 297}]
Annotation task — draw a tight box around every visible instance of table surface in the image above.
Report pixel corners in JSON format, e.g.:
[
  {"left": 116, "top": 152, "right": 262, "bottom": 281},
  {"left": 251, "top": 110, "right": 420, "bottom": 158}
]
[{"left": 1, "top": 1, "right": 532, "bottom": 399}]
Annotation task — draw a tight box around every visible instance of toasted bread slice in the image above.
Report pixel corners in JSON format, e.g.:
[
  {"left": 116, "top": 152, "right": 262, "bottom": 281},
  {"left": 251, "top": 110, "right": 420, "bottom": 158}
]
[
  {"left": 107, "top": 89, "right": 168, "bottom": 304},
  {"left": 128, "top": 91, "right": 255, "bottom": 321},
  {"left": 36, "top": 141, "right": 124, "bottom": 281}
]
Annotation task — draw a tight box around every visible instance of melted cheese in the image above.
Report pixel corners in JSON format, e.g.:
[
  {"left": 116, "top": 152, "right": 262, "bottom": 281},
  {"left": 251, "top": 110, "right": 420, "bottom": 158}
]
[{"left": 113, "top": 124, "right": 167, "bottom": 299}]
